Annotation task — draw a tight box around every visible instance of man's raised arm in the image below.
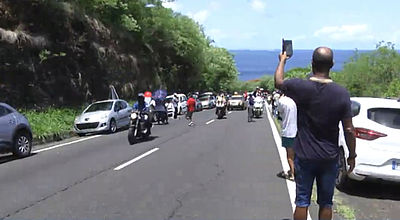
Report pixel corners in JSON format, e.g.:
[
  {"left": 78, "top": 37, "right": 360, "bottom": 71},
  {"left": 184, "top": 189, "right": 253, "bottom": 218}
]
[{"left": 274, "top": 52, "right": 288, "bottom": 89}]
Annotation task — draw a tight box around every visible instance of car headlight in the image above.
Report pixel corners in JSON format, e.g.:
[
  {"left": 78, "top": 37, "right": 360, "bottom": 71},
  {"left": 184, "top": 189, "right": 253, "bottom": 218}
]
[
  {"left": 130, "top": 112, "right": 138, "bottom": 120},
  {"left": 74, "top": 116, "right": 80, "bottom": 123},
  {"left": 101, "top": 114, "right": 108, "bottom": 120}
]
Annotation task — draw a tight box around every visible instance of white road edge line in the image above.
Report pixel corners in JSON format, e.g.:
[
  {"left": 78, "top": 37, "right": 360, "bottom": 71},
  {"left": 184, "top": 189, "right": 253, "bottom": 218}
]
[
  {"left": 33, "top": 135, "right": 102, "bottom": 153},
  {"left": 206, "top": 119, "right": 215, "bottom": 125},
  {"left": 266, "top": 106, "right": 312, "bottom": 220},
  {"left": 114, "top": 148, "right": 159, "bottom": 171}
]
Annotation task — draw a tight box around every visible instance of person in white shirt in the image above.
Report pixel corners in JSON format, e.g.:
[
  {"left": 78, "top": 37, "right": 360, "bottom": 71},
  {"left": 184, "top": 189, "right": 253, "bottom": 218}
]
[{"left": 277, "top": 93, "right": 297, "bottom": 180}]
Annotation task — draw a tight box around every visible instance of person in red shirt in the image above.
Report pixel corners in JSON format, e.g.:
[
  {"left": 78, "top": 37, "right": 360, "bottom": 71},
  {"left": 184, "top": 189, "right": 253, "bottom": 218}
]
[{"left": 186, "top": 94, "right": 196, "bottom": 126}]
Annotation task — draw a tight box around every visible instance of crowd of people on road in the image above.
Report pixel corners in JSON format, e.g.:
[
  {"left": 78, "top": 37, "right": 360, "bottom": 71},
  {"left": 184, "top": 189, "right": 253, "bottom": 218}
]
[{"left": 131, "top": 46, "right": 358, "bottom": 220}]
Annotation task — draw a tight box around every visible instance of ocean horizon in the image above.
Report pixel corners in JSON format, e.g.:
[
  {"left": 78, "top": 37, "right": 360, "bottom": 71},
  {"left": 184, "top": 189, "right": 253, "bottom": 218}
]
[{"left": 230, "top": 49, "right": 370, "bottom": 81}]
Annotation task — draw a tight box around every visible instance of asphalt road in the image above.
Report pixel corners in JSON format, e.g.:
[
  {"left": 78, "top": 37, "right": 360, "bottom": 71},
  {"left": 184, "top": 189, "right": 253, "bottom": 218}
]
[
  {"left": 2, "top": 108, "right": 400, "bottom": 220},
  {"left": 0, "top": 109, "right": 293, "bottom": 220}
]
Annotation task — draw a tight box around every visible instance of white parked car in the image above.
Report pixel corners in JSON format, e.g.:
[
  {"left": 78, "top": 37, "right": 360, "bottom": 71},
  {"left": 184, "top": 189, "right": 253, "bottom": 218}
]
[
  {"left": 199, "top": 93, "right": 216, "bottom": 109},
  {"left": 74, "top": 99, "right": 132, "bottom": 136},
  {"left": 337, "top": 97, "right": 400, "bottom": 187}
]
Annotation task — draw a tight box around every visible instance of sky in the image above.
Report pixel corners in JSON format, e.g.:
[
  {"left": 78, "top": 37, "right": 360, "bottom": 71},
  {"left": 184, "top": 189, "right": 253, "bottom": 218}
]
[{"left": 161, "top": 0, "right": 400, "bottom": 50}]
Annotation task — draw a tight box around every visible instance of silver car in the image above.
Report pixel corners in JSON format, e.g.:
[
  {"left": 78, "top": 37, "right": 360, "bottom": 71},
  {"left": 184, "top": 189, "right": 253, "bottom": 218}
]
[
  {"left": 74, "top": 99, "right": 132, "bottom": 136},
  {"left": 0, "top": 103, "right": 33, "bottom": 157}
]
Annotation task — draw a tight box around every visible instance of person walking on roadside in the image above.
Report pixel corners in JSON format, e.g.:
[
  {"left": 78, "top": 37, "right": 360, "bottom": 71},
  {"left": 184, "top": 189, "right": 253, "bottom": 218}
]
[
  {"left": 247, "top": 94, "right": 255, "bottom": 122},
  {"left": 277, "top": 92, "right": 297, "bottom": 181},
  {"left": 173, "top": 93, "right": 179, "bottom": 119},
  {"left": 186, "top": 94, "right": 196, "bottom": 126},
  {"left": 274, "top": 47, "right": 356, "bottom": 220}
]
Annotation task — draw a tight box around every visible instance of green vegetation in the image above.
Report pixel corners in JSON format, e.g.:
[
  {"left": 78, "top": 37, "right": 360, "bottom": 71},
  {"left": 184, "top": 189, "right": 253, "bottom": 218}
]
[
  {"left": 333, "top": 42, "right": 400, "bottom": 97},
  {"left": 0, "top": 0, "right": 238, "bottom": 108},
  {"left": 334, "top": 196, "right": 356, "bottom": 220},
  {"left": 72, "top": 0, "right": 239, "bottom": 93},
  {"left": 242, "top": 42, "right": 400, "bottom": 98},
  {"left": 21, "top": 108, "right": 81, "bottom": 141}
]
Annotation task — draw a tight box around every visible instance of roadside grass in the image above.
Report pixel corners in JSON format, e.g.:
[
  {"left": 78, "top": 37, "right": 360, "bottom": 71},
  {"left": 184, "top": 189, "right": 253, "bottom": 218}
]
[
  {"left": 269, "top": 108, "right": 356, "bottom": 220},
  {"left": 333, "top": 191, "right": 356, "bottom": 220},
  {"left": 21, "top": 107, "right": 82, "bottom": 142}
]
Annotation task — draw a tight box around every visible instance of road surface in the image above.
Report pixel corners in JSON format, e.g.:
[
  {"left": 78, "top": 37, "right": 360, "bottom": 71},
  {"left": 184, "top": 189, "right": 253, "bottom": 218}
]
[{"left": 0, "top": 109, "right": 399, "bottom": 220}]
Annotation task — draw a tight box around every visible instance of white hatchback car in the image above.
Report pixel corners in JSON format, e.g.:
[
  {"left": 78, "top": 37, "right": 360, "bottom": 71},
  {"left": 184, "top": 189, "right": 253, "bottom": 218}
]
[
  {"left": 74, "top": 99, "right": 132, "bottom": 136},
  {"left": 337, "top": 97, "right": 400, "bottom": 187}
]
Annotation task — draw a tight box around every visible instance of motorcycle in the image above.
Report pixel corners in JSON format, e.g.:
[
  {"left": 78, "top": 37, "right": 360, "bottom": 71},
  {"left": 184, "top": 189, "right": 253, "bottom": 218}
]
[
  {"left": 128, "top": 111, "right": 152, "bottom": 145},
  {"left": 151, "top": 98, "right": 168, "bottom": 125},
  {"left": 253, "top": 97, "right": 264, "bottom": 118},
  {"left": 216, "top": 100, "right": 226, "bottom": 119},
  {"left": 153, "top": 110, "right": 168, "bottom": 125}
]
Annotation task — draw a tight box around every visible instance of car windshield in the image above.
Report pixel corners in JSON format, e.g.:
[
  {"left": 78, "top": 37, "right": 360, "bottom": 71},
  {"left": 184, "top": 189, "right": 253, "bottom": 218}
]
[
  {"left": 199, "top": 96, "right": 209, "bottom": 101},
  {"left": 231, "top": 97, "right": 242, "bottom": 100},
  {"left": 368, "top": 108, "right": 400, "bottom": 129},
  {"left": 85, "top": 102, "right": 113, "bottom": 113}
]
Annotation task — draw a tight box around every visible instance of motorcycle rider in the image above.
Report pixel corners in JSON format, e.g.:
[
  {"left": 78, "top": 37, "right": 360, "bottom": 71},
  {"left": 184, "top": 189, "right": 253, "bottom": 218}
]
[
  {"left": 215, "top": 92, "right": 227, "bottom": 115},
  {"left": 133, "top": 93, "right": 147, "bottom": 112}
]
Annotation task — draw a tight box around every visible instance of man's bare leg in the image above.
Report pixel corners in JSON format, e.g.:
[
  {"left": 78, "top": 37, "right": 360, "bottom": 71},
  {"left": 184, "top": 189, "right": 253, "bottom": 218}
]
[
  {"left": 294, "top": 206, "right": 308, "bottom": 220},
  {"left": 286, "top": 147, "right": 295, "bottom": 178},
  {"left": 319, "top": 207, "right": 332, "bottom": 220}
]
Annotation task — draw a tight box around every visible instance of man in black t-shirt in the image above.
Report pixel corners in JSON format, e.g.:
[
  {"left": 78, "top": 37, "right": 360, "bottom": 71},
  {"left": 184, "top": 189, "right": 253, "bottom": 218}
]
[{"left": 274, "top": 47, "right": 357, "bottom": 220}]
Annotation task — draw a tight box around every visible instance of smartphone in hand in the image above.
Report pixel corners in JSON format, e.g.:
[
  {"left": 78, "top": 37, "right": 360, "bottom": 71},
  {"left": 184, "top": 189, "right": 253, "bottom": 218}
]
[{"left": 282, "top": 39, "right": 293, "bottom": 58}]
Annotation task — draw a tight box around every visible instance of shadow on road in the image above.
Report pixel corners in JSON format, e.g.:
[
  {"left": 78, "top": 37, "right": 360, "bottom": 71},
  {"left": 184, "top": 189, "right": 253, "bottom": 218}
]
[
  {"left": 0, "top": 153, "right": 37, "bottom": 165},
  {"left": 338, "top": 179, "right": 400, "bottom": 201},
  {"left": 128, "top": 136, "right": 159, "bottom": 145}
]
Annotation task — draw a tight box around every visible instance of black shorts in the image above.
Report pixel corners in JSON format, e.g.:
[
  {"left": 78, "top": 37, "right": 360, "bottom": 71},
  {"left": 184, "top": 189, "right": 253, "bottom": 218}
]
[{"left": 186, "top": 111, "right": 193, "bottom": 119}]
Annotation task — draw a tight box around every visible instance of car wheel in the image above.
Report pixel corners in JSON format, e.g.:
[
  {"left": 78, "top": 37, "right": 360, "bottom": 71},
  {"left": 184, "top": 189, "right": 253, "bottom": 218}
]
[
  {"left": 13, "top": 131, "right": 32, "bottom": 157},
  {"left": 109, "top": 119, "right": 117, "bottom": 133},
  {"left": 336, "top": 148, "right": 349, "bottom": 189},
  {"left": 77, "top": 133, "right": 85, "bottom": 137}
]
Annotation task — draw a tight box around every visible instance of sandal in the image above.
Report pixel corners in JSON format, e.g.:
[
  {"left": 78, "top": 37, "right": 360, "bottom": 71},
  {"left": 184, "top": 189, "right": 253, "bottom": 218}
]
[{"left": 277, "top": 171, "right": 294, "bottom": 181}]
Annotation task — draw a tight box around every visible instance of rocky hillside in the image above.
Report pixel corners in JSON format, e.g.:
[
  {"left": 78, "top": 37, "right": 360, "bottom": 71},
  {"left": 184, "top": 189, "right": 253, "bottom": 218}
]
[
  {"left": 0, "top": 0, "right": 240, "bottom": 108},
  {"left": 0, "top": 1, "right": 143, "bottom": 107}
]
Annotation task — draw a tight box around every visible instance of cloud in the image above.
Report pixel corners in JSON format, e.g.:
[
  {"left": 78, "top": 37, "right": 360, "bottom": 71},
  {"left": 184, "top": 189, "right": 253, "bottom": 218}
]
[
  {"left": 292, "top": 35, "right": 307, "bottom": 41},
  {"left": 210, "top": 1, "right": 221, "bottom": 10},
  {"left": 250, "top": 0, "right": 266, "bottom": 13},
  {"left": 162, "top": 1, "right": 181, "bottom": 11},
  {"left": 314, "top": 24, "right": 374, "bottom": 41},
  {"left": 238, "top": 32, "right": 258, "bottom": 40},
  {"left": 207, "top": 28, "right": 228, "bottom": 42},
  {"left": 187, "top": 10, "right": 210, "bottom": 24}
]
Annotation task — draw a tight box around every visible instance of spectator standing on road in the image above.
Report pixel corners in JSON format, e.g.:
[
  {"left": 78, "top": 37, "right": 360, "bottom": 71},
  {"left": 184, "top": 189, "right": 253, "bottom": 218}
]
[
  {"left": 274, "top": 47, "right": 356, "bottom": 220},
  {"left": 277, "top": 93, "right": 297, "bottom": 181},
  {"left": 173, "top": 93, "right": 179, "bottom": 119},
  {"left": 247, "top": 94, "right": 255, "bottom": 122},
  {"left": 186, "top": 94, "right": 196, "bottom": 126}
]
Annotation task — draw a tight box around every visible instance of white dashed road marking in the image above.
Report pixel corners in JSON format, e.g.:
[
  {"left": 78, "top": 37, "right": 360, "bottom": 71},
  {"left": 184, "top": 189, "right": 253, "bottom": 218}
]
[
  {"left": 114, "top": 148, "right": 160, "bottom": 171},
  {"left": 206, "top": 119, "right": 215, "bottom": 125}
]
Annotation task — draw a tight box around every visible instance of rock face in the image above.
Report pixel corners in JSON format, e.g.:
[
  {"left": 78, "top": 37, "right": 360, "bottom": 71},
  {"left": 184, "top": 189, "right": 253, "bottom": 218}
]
[{"left": 0, "top": 1, "right": 147, "bottom": 107}]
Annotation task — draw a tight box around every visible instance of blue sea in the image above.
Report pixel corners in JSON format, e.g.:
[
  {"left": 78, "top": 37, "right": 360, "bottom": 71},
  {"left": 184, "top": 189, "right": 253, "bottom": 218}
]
[{"left": 231, "top": 50, "right": 368, "bottom": 81}]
